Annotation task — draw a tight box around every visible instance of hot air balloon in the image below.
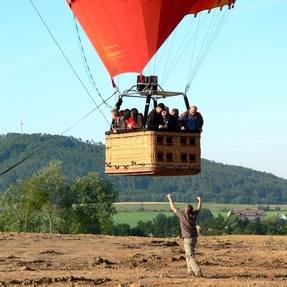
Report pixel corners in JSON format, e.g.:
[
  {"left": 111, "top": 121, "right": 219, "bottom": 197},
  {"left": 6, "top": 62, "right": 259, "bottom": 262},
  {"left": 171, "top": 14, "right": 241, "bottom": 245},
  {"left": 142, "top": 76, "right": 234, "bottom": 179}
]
[{"left": 67, "top": 0, "right": 236, "bottom": 176}]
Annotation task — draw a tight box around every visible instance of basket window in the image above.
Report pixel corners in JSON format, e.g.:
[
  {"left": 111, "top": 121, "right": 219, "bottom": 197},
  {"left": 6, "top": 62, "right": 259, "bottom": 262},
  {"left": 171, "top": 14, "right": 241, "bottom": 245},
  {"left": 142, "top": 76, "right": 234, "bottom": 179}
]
[
  {"left": 157, "top": 136, "right": 164, "bottom": 145},
  {"left": 180, "top": 137, "right": 187, "bottom": 145},
  {"left": 189, "top": 137, "right": 196, "bottom": 146},
  {"left": 157, "top": 152, "right": 164, "bottom": 161},
  {"left": 181, "top": 153, "right": 188, "bottom": 162},
  {"left": 166, "top": 136, "right": 173, "bottom": 145},
  {"left": 189, "top": 154, "right": 196, "bottom": 162},
  {"left": 166, "top": 152, "right": 173, "bottom": 162}
]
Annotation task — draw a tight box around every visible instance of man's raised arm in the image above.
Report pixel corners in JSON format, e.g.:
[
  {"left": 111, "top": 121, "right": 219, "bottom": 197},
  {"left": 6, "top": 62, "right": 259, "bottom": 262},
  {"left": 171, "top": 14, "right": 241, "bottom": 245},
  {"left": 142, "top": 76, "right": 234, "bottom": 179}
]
[
  {"left": 196, "top": 196, "right": 202, "bottom": 211},
  {"left": 166, "top": 193, "right": 177, "bottom": 213}
]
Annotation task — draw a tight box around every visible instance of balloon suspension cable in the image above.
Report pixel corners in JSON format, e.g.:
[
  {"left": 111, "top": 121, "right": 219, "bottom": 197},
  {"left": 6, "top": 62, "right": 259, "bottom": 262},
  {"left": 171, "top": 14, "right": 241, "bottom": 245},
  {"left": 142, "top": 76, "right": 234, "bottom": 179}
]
[
  {"left": 184, "top": 6, "right": 231, "bottom": 94},
  {"left": 161, "top": 13, "right": 205, "bottom": 86},
  {"left": 73, "top": 16, "right": 113, "bottom": 110},
  {"left": 28, "top": 0, "right": 110, "bottom": 126}
]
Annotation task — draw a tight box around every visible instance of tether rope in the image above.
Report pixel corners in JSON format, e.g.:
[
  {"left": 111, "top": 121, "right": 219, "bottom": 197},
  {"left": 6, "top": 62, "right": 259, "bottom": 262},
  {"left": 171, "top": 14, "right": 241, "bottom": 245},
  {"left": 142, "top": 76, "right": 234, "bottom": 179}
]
[
  {"left": 28, "top": 0, "right": 110, "bottom": 125},
  {"left": 0, "top": 92, "right": 116, "bottom": 177}
]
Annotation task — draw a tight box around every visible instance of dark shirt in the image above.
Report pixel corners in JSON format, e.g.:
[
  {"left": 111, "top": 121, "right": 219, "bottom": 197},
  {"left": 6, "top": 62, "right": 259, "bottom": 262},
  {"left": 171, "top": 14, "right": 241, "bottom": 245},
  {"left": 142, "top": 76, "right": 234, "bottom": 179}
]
[
  {"left": 164, "top": 115, "right": 179, "bottom": 131},
  {"left": 175, "top": 209, "right": 199, "bottom": 238},
  {"left": 146, "top": 110, "right": 164, "bottom": 130},
  {"left": 180, "top": 111, "right": 203, "bottom": 132}
]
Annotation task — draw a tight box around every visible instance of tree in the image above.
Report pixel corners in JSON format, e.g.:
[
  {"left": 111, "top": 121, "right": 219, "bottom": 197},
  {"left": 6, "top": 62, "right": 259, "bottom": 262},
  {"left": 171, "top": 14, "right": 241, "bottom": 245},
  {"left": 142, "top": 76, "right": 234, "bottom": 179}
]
[
  {"left": 0, "top": 179, "right": 41, "bottom": 232},
  {"left": 110, "top": 223, "right": 131, "bottom": 236},
  {"left": 0, "top": 161, "right": 117, "bottom": 235},
  {"left": 197, "top": 208, "right": 214, "bottom": 224},
  {"left": 30, "top": 161, "right": 67, "bottom": 233},
  {"left": 2, "top": 133, "right": 287, "bottom": 204},
  {"left": 69, "top": 172, "right": 117, "bottom": 234}
]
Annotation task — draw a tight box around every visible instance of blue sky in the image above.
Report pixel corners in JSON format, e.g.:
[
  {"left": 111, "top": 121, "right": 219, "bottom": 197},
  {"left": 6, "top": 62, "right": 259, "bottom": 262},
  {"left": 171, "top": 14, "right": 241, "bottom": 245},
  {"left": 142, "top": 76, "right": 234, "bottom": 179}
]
[{"left": 1, "top": 0, "right": 287, "bottom": 178}]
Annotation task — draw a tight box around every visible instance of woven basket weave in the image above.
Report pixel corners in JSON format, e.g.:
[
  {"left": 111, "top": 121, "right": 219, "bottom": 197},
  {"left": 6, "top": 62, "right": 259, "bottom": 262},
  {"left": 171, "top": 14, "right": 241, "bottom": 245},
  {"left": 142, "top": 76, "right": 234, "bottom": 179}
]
[{"left": 105, "top": 130, "right": 201, "bottom": 176}]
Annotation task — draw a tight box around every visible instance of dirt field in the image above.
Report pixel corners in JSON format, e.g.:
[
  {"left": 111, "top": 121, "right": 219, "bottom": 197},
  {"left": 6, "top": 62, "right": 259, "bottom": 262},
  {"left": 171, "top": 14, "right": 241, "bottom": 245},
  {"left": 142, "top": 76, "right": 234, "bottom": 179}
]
[{"left": 0, "top": 233, "right": 286, "bottom": 287}]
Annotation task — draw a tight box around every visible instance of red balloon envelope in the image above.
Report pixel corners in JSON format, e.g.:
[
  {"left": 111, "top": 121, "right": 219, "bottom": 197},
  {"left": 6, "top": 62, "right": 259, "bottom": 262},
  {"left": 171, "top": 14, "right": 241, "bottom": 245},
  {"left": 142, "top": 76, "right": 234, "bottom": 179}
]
[{"left": 67, "top": 0, "right": 235, "bottom": 77}]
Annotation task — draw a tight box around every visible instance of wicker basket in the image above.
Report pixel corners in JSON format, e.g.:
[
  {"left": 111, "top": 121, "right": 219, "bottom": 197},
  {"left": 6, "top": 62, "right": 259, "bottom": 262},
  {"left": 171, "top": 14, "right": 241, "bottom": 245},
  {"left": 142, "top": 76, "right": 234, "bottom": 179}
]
[{"left": 105, "top": 130, "right": 201, "bottom": 176}]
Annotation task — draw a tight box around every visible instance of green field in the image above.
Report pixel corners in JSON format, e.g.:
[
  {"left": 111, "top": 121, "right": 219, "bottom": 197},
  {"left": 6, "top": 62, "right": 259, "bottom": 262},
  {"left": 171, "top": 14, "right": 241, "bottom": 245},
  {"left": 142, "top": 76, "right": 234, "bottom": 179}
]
[
  {"left": 113, "top": 202, "right": 287, "bottom": 227},
  {"left": 113, "top": 211, "right": 171, "bottom": 226}
]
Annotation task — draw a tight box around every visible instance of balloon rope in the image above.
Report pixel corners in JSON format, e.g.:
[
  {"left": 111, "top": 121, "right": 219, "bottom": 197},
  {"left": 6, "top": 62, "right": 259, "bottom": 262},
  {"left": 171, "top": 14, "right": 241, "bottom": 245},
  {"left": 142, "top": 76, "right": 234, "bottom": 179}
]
[
  {"left": 160, "top": 30, "right": 177, "bottom": 83},
  {"left": 28, "top": 0, "right": 110, "bottom": 125},
  {"left": 162, "top": 14, "right": 206, "bottom": 85},
  {"left": 73, "top": 16, "right": 113, "bottom": 109},
  {"left": 186, "top": 8, "right": 230, "bottom": 91},
  {"left": 185, "top": 10, "right": 219, "bottom": 91}
]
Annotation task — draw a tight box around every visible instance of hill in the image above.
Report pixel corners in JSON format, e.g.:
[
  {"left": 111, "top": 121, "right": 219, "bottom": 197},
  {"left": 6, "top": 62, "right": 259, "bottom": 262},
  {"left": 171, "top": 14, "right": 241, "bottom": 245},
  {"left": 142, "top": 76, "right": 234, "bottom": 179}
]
[{"left": 0, "top": 133, "right": 287, "bottom": 204}]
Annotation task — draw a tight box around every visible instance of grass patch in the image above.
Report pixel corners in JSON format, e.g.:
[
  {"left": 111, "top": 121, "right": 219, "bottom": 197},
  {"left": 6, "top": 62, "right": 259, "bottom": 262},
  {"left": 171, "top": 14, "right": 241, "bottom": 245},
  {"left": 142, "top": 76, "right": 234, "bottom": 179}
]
[
  {"left": 113, "top": 211, "right": 172, "bottom": 227},
  {"left": 113, "top": 202, "right": 287, "bottom": 226}
]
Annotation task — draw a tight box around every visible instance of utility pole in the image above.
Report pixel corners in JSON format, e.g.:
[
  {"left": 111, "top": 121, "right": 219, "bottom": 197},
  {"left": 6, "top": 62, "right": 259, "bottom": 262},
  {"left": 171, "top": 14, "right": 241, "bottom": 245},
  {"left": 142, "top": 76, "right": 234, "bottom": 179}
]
[{"left": 20, "top": 118, "right": 23, "bottom": 134}]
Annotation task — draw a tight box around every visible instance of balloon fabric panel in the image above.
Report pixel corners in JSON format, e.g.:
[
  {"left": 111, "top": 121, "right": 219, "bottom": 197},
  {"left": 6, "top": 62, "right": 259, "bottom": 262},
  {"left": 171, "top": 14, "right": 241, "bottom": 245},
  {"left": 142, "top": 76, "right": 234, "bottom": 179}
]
[{"left": 68, "top": 0, "right": 234, "bottom": 77}]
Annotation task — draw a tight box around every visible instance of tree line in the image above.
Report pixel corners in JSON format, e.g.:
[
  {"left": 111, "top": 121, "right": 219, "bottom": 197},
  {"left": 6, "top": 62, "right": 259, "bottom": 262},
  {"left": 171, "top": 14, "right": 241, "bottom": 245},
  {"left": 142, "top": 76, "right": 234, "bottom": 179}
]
[
  {"left": 0, "top": 161, "right": 117, "bottom": 234},
  {"left": 1, "top": 133, "right": 287, "bottom": 204},
  {"left": 0, "top": 160, "right": 286, "bottom": 236},
  {"left": 111, "top": 210, "right": 287, "bottom": 237}
]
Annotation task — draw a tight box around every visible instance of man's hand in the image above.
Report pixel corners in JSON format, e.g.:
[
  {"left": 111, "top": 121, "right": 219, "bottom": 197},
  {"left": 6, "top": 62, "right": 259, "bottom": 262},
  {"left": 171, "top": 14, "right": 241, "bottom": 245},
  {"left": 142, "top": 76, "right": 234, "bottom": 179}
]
[
  {"left": 167, "top": 193, "right": 177, "bottom": 213},
  {"left": 196, "top": 196, "right": 202, "bottom": 210}
]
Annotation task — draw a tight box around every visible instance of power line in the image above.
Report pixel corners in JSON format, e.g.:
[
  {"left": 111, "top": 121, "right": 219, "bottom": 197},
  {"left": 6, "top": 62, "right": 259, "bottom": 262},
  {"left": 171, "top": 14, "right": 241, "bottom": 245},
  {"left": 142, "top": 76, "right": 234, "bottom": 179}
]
[
  {"left": 0, "top": 92, "right": 115, "bottom": 177},
  {"left": 1, "top": 1, "right": 120, "bottom": 177}
]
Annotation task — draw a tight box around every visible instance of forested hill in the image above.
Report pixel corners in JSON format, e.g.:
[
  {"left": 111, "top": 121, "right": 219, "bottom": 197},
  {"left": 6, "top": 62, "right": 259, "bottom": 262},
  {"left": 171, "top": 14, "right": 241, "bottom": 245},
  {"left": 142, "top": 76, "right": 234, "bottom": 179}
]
[{"left": 1, "top": 133, "right": 287, "bottom": 204}]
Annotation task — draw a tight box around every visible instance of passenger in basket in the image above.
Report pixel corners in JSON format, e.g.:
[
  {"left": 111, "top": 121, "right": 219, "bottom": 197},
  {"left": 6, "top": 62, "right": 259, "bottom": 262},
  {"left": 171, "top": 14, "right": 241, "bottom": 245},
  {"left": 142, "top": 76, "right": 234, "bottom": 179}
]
[
  {"left": 126, "top": 108, "right": 138, "bottom": 130},
  {"left": 162, "top": 106, "right": 178, "bottom": 131},
  {"left": 110, "top": 108, "right": 126, "bottom": 133},
  {"left": 171, "top": 108, "right": 179, "bottom": 120},
  {"left": 128, "top": 108, "right": 144, "bottom": 129},
  {"left": 123, "top": 109, "right": 131, "bottom": 123},
  {"left": 171, "top": 108, "right": 180, "bottom": 130},
  {"left": 136, "top": 112, "right": 144, "bottom": 129},
  {"left": 179, "top": 106, "right": 203, "bottom": 132},
  {"left": 146, "top": 103, "right": 165, "bottom": 130}
]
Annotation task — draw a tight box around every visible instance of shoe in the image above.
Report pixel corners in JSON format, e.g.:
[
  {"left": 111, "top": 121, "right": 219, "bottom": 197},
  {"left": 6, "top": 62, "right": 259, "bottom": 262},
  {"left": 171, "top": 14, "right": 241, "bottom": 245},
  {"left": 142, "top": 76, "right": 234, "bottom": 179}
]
[{"left": 194, "top": 269, "right": 203, "bottom": 277}]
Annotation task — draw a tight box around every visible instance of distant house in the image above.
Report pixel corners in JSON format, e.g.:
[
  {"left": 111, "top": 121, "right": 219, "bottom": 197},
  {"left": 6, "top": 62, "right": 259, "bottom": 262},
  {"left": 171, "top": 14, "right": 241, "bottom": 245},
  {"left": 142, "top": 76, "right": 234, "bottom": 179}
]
[
  {"left": 276, "top": 214, "right": 287, "bottom": 221},
  {"left": 227, "top": 209, "right": 266, "bottom": 220}
]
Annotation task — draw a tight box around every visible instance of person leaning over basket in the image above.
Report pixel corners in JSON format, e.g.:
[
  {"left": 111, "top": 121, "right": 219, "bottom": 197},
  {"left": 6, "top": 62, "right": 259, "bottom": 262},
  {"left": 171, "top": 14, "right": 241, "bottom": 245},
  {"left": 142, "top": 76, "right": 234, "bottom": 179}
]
[
  {"left": 126, "top": 108, "right": 137, "bottom": 130},
  {"left": 162, "top": 106, "right": 178, "bottom": 131},
  {"left": 146, "top": 103, "right": 165, "bottom": 130},
  {"left": 110, "top": 108, "right": 125, "bottom": 133},
  {"left": 179, "top": 105, "right": 203, "bottom": 132},
  {"left": 166, "top": 193, "right": 203, "bottom": 277}
]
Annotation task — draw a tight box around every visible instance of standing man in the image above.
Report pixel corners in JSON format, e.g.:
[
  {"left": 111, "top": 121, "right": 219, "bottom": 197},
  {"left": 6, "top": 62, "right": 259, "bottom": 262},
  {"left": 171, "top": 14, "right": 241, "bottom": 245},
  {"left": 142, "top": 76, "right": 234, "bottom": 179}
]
[{"left": 166, "top": 193, "right": 203, "bottom": 277}]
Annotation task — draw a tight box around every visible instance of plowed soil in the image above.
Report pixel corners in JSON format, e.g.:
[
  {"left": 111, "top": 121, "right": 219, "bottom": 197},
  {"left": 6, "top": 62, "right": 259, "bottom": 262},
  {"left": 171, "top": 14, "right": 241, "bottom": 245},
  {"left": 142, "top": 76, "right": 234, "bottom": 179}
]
[{"left": 0, "top": 233, "right": 286, "bottom": 286}]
